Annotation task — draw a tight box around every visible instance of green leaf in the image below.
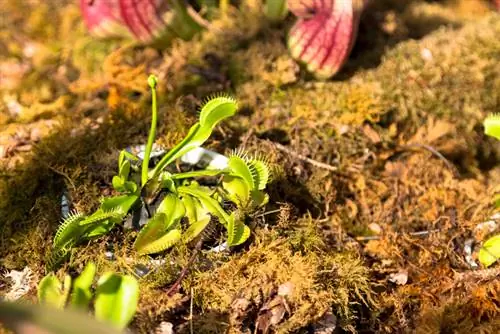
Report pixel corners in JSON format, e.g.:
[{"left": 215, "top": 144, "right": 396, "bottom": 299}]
[
  {"left": 118, "top": 159, "right": 131, "bottom": 180},
  {"left": 53, "top": 211, "right": 86, "bottom": 249},
  {"left": 38, "top": 274, "right": 71, "bottom": 309},
  {"left": 84, "top": 218, "right": 119, "bottom": 238},
  {"left": 136, "top": 229, "right": 182, "bottom": 255},
  {"left": 183, "top": 216, "right": 211, "bottom": 243},
  {"left": 70, "top": 262, "right": 96, "bottom": 309},
  {"left": 156, "top": 193, "right": 186, "bottom": 230},
  {"left": 119, "top": 150, "right": 139, "bottom": 167},
  {"left": 151, "top": 124, "right": 202, "bottom": 178},
  {"left": 484, "top": 114, "right": 500, "bottom": 140},
  {"left": 250, "top": 190, "right": 270, "bottom": 208},
  {"left": 100, "top": 195, "right": 139, "bottom": 215},
  {"left": 178, "top": 185, "right": 231, "bottom": 226},
  {"left": 79, "top": 210, "right": 121, "bottom": 227},
  {"left": 222, "top": 175, "right": 250, "bottom": 207},
  {"left": 135, "top": 194, "right": 186, "bottom": 255},
  {"left": 478, "top": 234, "right": 500, "bottom": 267},
  {"left": 112, "top": 176, "right": 125, "bottom": 192},
  {"left": 171, "top": 169, "right": 224, "bottom": 180},
  {"left": 95, "top": 273, "right": 139, "bottom": 330},
  {"left": 159, "top": 172, "right": 176, "bottom": 192},
  {"left": 152, "top": 96, "right": 238, "bottom": 178},
  {"left": 178, "top": 185, "right": 249, "bottom": 245},
  {"left": 199, "top": 95, "right": 238, "bottom": 129},
  {"left": 227, "top": 155, "right": 254, "bottom": 189},
  {"left": 78, "top": 195, "right": 138, "bottom": 240},
  {"left": 181, "top": 194, "right": 198, "bottom": 224},
  {"left": 124, "top": 181, "right": 138, "bottom": 193},
  {"left": 0, "top": 300, "right": 120, "bottom": 334},
  {"left": 226, "top": 213, "right": 250, "bottom": 246},
  {"left": 247, "top": 159, "right": 270, "bottom": 190},
  {"left": 134, "top": 213, "right": 168, "bottom": 254}
]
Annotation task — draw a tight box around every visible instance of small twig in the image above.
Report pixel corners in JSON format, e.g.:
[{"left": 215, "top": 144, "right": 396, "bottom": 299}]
[
  {"left": 47, "top": 165, "right": 76, "bottom": 190},
  {"left": 240, "top": 128, "right": 255, "bottom": 149},
  {"left": 166, "top": 238, "right": 203, "bottom": 296},
  {"left": 355, "top": 229, "right": 440, "bottom": 241},
  {"left": 254, "top": 209, "right": 282, "bottom": 218},
  {"left": 190, "top": 287, "right": 194, "bottom": 334},
  {"left": 399, "top": 143, "right": 460, "bottom": 178},
  {"left": 454, "top": 267, "right": 500, "bottom": 283},
  {"left": 273, "top": 143, "right": 338, "bottom": 172},
  {"left": 187, "top": 6, "right": 213, "bottom": 31}
]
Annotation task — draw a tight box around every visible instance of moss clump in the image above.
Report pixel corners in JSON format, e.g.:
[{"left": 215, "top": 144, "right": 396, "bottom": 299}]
[{"left": 193, "top": 232, "right": 374, "bottom": 333}]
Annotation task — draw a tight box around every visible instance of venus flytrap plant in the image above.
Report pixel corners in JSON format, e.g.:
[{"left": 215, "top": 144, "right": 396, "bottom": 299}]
[
  {"left": 38, "top": 262, "right": 139, "bottom": 331},
  {"left": 49, "top": 75, "right": 271, "bottom": 265}
]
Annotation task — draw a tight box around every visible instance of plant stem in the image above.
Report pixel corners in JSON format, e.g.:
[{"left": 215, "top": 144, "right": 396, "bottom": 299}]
[
  {"left": 166, "top": 238, "right": 203, "bottom": 296},
  {"left": 220, "top": 0, "right": 229, "bottom": 14},
  {"left": 169, "top": 0, "right": 203, "bottom": 40},
  {"left": 142, "top": 75, "right": 158, "bottom": 187}
]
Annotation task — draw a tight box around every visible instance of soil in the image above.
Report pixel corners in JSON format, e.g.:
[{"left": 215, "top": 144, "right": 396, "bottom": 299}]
[{"left": 1, "top": 0, "right": 499, "bottom": 333}]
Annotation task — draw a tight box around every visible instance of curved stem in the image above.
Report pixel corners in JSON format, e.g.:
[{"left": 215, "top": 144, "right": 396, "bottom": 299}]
[
  {"left": 142, "top": 76, "right": 158, "bottom": 187},
  {"left": 220, "top": 0, "right": 229, "bottom": 14},
  {"left": 169, "top": 0, "right": 203, "bottom": 40}
]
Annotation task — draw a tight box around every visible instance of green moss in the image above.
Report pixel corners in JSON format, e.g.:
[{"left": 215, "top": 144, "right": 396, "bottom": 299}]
[{"left": 193, "top": 231, "right": 374, "bottom": 332}]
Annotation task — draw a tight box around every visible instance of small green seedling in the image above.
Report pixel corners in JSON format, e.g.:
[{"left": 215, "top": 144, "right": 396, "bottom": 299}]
[
  {"left": 49, "top": 75, "right": 271, "bottom": 266},
  {"left": 38, "top": 262, "right": 139, "bottom": 331},
  {"left": 479, "top": 114, "right": 500, "bottom": 268}
]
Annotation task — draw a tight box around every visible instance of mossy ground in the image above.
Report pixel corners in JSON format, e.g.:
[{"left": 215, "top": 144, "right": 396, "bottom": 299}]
[{"left": 1, "top": 0, "right": 500, "bottom": 333}]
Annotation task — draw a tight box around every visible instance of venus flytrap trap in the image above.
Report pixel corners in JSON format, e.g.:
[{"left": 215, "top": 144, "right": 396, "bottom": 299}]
[
  {"left": 38, "top": 262, "right": 139, "bottom": 331},
  {"left": 49, "top": 75, "right": 271, "bottom": 267}
]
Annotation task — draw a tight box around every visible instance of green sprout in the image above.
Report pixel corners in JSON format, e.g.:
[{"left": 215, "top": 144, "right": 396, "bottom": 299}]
[
  {"left": 49, "top": 75, "right": 271, "bottom": 266},
  {"left": 38, "top": 263, "right": 139, "bottom": 331}
]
